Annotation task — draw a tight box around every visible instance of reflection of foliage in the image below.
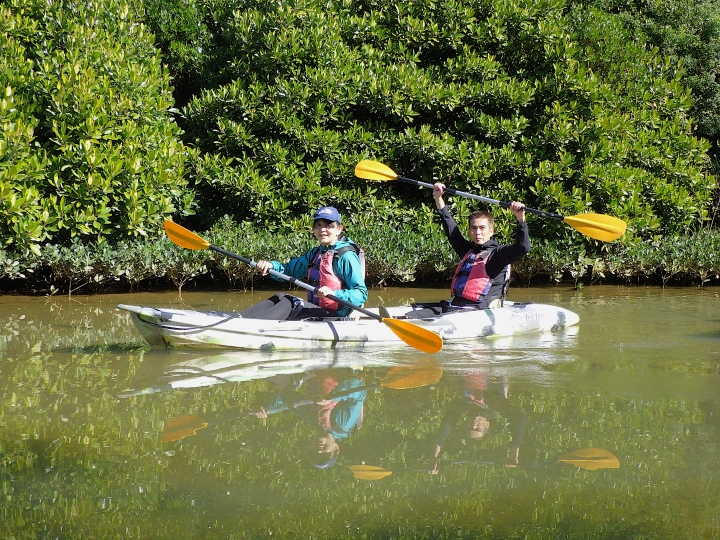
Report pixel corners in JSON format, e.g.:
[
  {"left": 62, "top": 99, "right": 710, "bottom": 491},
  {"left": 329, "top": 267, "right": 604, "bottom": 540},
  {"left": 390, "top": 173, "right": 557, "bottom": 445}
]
[
  {"left": 138, "top": 373, "right": 719, "bottom": 539},
  {"left": 1, "top": 300, "right": 719, "bottom": 538},
  {"left": 0, "top": 351, "right": 164, "bottom": 536}
]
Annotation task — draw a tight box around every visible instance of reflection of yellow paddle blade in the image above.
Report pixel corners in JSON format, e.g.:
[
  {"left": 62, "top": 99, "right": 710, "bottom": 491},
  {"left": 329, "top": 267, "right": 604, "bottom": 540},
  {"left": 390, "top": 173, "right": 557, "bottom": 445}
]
[
  {"left": 563, "top": 214, "right": 627, "bottom": 242},
  {"left": 558, "top": 448, "right": 620, "bottom": 470},
  {"left": 381, "top": 365, "right": 442, "bottom": 389},
  {"left": 351, "top": 465, "right": 393, "bottom": 480},
  {"left": 162, "top": 415, "right": 208, "bottom": 443},
  {"left": 382, "top": 317, "right": 443, "bottom": 354}
]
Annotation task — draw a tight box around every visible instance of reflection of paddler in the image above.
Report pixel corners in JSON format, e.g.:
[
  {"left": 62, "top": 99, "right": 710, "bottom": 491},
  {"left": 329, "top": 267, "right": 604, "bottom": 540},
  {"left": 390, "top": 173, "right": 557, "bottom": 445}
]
[
  {"left": 428, "top": 372, "right": 526, "bottom": 473},
  {"left": 255, "top": 369, "right": 366, "bottom": 469}
]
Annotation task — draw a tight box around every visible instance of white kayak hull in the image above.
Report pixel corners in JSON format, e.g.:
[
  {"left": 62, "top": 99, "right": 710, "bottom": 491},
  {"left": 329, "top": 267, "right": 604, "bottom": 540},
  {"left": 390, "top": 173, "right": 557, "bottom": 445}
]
[
  {"left": 119, "top": 349, "right": 395, "bottom": 397},
  {"left": 118, "top": 301, "right": 580, "bottom": 351}
]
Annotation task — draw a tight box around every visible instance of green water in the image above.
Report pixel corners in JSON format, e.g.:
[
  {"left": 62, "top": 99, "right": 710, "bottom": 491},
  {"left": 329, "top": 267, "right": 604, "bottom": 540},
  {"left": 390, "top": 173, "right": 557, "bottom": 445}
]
[{"left": 1, "top": 286, "right": 718, "bottom": 539}]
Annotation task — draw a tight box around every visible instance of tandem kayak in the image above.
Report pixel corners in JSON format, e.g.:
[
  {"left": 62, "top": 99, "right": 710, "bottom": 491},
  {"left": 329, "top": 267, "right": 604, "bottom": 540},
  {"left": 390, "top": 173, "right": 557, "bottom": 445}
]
[
  {"left": 118, "top": 301, "right": 579, "bottom": 351},
  {"left": 118, "top": 349, "right": 378, "bottom": 397}
]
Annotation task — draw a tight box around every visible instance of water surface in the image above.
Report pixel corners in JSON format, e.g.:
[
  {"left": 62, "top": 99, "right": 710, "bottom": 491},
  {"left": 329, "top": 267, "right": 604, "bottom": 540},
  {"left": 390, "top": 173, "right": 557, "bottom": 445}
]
[{"left": 1, "top": 285, "right": 718, "bottom": 538}]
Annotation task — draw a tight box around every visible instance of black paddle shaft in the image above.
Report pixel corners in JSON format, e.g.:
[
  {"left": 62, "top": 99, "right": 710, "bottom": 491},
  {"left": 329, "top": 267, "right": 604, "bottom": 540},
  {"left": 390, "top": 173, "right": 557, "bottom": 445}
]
[{"left": 397, "top": 175, "right": 564, "bottom": 220}]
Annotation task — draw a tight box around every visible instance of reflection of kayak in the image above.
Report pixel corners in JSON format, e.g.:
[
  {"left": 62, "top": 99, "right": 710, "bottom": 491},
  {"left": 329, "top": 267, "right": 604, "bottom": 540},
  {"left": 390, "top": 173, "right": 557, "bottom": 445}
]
[
  {"left": 118, "top": 349, "right": 379, "bottom": 397},
  {"left": 118, "top": 301, "right": 579, "bottom": 351}
]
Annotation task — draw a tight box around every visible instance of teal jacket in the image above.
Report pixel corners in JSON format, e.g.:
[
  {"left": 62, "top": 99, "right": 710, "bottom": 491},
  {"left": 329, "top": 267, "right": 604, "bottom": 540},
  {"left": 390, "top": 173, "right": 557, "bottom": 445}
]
[
  {"left": 265, "top": 376, "right": 366, "bottom": 438},
  {"left": 269, "top": 237, "right": 368, "bottom": 316},
  {"left": 325, "top": 377, "right": 366, "bottom": 439}
]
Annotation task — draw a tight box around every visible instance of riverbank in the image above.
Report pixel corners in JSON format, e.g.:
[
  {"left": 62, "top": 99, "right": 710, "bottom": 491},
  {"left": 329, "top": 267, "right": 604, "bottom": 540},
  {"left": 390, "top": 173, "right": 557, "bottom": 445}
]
[{"left": 1, "top": 220, "right": 719, "bottom": 295}]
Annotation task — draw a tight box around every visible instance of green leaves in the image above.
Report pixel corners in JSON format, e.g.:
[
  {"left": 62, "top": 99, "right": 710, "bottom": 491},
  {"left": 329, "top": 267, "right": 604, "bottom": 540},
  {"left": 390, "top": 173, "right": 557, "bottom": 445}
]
[
  {"left": 2, "top": 0, "right": 718, "bottom": 288},
  {"left": 156, "top": 0, "right": 714, "bottom": 241},
  {"left": 0, "top": 0, "right": 194, "bottom": 254}
]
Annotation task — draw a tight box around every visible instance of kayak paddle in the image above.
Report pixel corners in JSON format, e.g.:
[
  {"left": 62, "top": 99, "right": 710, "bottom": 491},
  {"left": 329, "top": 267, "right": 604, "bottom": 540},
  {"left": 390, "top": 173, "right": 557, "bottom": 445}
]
[
  {"left": 162, "top": 364, "right": 442, "bottom": 442},
  {"left": 355, "top": 160, "right": 627, "bottom": 242},
  {"left": 350, "top": 447, "right": 619, "bottom": 479},
  {"left": 557, "top": 447, "right": 620, "bottom": 470},
  {"left": 350, "top": 460, "right": 495, "bottom": 480},
  {"left": 163, "top": 220, "right": 443, "bottom": 354}
]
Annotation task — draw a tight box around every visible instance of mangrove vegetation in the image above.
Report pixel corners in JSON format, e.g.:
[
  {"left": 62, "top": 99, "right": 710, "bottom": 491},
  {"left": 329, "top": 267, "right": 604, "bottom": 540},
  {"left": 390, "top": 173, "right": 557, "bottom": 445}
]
[{"left": 1, "top": 0, "right": 720, "bottom": 292}]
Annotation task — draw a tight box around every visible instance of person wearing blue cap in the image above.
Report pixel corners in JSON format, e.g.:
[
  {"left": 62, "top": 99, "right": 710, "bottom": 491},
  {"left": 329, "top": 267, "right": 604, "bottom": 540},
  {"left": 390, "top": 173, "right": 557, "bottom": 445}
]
[
  {"left": 243, "top": 206, "right": 367, "bottom": 320},
  {"left": 253, "top": 368, "right": 367, "bottom": 470}
]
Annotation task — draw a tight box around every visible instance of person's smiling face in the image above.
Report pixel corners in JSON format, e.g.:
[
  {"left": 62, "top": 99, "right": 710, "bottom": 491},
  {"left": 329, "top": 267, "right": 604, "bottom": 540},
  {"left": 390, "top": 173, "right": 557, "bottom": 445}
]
[
  {"left": 313, "top": 219, "right": 343, "bottom": 246},
  {"left": 316, "top": 433, "right": 338, "bottom": 454}
]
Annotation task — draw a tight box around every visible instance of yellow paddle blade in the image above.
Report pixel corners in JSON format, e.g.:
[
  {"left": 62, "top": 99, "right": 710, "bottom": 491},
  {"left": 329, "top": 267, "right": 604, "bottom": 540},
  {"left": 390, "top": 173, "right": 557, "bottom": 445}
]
[
  {"left": 381, "top": 365, "right": 443, "bottom": 389},
  {"left": 382, "top": 317, "right": 443, "bottom": 354},
  {"left": 162, "top": 414, "right": 208, "bottom": 442},
  {"left": 351, "top": 464, "right": 393, "bottom": 480},
  {"left": 354, "top": 160, "right": 398, "bottom": 181},
  {"left": 164, "top": 220, "right": 210, "bottom": 250},
  {"left": 558, "top": 448, "right": 620, "bottom": 470},
  {"left": 563, "top": 214, "right": 627, "bottom": 242}
]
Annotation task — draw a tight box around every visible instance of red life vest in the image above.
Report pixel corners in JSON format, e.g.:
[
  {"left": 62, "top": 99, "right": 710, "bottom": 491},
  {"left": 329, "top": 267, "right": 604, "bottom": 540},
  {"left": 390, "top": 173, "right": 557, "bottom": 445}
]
[
  {"left": 450, "top": 249, "right": 493, "bottom": 302},
  {"left": 307, "top": 244, "right": 364, "bottom": 311}
]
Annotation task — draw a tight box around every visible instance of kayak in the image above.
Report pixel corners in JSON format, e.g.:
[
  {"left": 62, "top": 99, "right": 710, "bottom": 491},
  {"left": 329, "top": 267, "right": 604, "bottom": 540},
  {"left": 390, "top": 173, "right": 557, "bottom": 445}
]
[
  {"left": 118, "top": 349, "right": 381, "bottom": 397},
  {"left": 117, "top": 347, "right": 423, "bottom": 397},
  {"left": 118, "top": 301, "right": 579, "bottom": 351}
]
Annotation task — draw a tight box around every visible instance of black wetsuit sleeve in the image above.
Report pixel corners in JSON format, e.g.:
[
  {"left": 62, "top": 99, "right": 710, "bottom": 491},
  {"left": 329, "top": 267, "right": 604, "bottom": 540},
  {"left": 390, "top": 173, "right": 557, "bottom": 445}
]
[
  {"left": 430, "top": 399, "right": 468, "bottom": 449},
  {"left": 485, "top": 396, "right": 527, "bottom": 449},
  {"left": 484, "top": 221, "right": 530, "bottom": 279},
  {"left": 437, "top": 207, "right": 475, "bottom": 259}
]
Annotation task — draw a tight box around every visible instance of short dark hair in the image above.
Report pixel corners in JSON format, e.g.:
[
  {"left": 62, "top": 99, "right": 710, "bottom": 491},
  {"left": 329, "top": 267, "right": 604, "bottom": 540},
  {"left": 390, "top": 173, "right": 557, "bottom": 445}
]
[{"left": 468, "top": 210, "right": 494, "bottom": 228}]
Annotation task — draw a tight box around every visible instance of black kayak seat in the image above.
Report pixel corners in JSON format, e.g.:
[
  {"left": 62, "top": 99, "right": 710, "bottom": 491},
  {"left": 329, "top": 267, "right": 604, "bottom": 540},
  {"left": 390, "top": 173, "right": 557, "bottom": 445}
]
[{"left": 240, "top": 293, "right": 304, "bottom": 321}]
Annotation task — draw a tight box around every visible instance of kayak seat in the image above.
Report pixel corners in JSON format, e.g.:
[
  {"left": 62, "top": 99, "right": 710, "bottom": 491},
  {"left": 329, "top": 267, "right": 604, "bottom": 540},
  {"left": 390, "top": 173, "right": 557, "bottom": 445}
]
[
  {"left": 241, "top": 294, "right": 358, "bottom": 321},
  {"left": 405, "top": 305, "right": 444, "bottom": 319},
  {"left": 405, "top": 301, "right": 500, "bottom": 320},
  {"left": 302, "top": 316, "right": 356, "bottom": 322},
  {"left": 240, "top": 293, "right": 304, "bottom": 321}
]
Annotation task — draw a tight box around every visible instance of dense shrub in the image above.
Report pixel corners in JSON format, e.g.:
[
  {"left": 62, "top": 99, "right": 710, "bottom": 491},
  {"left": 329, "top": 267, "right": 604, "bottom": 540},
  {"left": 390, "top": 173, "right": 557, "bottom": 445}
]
[
  {"left": 0, "top": 5, "right": 49, "bottom": 253},
  {"left": 140, "top": 0, "right": 715, "bottom": 245},
  {"left": 568, "top": 0, "right": 720, "bottom": 229},
  {"left": 2, "top": 0, "right": 719, "bottom": 292},
  {"left": 0, "top": 0, "right": 195, "bottom": 255},
  {"left": 571, "top": 0, "right": 720, "bottom": 147},
  {"left": 1, "top": 217, "right": 718, "bottom": 294}
]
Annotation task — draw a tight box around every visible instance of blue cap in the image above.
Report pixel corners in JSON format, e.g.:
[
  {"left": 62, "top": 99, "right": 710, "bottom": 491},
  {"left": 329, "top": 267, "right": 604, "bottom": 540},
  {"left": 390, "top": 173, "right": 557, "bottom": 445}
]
[
  {"left": 313, "top": 206, "right": 341, "bottom": 224},
  {"left": 313, "top": 455, "right": 338, "bottom": 469}
]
